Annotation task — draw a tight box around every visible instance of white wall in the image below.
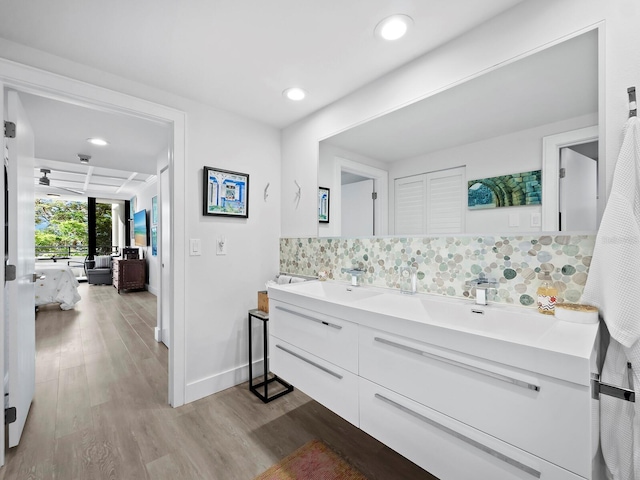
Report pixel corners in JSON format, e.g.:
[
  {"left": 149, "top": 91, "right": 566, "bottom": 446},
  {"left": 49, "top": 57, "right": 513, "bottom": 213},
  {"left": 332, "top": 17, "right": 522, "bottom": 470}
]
[
  {"left": 388, "top": 113, "right": 597, "bottom": 234},
  {"left": 0, "top": 39, "right": 282, "bottom": 403},
  {"left": 133, "top": 178, "right": 160, "bottom": 295},
  {"left": 281, "top": 0, "right": 640, "bottom": 237}
]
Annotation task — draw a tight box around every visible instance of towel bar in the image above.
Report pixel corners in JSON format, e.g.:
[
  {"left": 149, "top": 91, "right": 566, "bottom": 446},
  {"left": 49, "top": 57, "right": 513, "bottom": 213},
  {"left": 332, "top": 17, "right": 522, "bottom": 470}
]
[{"left": 592, "top": 365, "right": 635, "bottom": 403}]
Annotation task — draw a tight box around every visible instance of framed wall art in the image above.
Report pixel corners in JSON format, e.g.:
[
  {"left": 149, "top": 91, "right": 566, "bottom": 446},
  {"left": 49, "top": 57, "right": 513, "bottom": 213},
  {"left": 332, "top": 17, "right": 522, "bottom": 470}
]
[
  {"left": 151, "top": 195, "right": 158, "bottom": 225},
  {"left": 202, "top": 166, "right": 249, "bottom": 218},
  {"left": 318, "top": 186, "right": 330, "bottom": 223}
]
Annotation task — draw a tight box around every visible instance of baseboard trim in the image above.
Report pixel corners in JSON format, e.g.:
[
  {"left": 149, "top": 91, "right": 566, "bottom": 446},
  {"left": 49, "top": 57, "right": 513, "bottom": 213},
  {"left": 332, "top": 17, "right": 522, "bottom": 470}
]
[
  {"left": 146, "top": 284, "right": 159, "bottom": 296},
  {"left": 185, "top": 359, "right": 265, "bottom": 404},
  {"left": 154, "top": 327, "right": 161, "bottom": 342}
]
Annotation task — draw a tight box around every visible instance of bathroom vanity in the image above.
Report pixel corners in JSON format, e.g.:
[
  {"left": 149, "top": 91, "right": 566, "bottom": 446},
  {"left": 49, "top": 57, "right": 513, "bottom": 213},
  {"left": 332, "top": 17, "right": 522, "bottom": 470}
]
[{"left": 268, "top": 281, "right": 602, "bottom": 480}]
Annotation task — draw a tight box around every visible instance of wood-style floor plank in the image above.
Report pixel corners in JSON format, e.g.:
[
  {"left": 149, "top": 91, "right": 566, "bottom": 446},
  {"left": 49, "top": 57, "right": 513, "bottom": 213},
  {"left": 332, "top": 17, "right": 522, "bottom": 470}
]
[{"left": 3, "top": 282, "right": 435, "bottom": 480}]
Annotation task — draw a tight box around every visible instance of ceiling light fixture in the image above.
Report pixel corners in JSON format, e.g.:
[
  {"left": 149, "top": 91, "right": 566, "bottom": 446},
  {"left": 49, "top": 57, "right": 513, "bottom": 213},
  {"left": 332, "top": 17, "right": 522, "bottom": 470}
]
[
  {"left": 87, "top": 138, "right": 108, "bottom": 146},
  {"left": 375, "top": 14, "right": 413, "bottom": 41},
  {"left": 283, "top": 87, "right": 306, "bottom": 101},
  {"left": 79, "top": 154, "right": 91, "bottom": 165}
]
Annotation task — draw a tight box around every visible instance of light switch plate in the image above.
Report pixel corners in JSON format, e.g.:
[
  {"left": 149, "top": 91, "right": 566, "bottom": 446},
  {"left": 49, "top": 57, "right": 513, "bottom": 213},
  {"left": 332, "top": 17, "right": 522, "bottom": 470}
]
[
  {"left": 531, "top": 212, "right": 541, "bottom": 227},
  {"left": 190, "top": 238, "right": 201, "bottom": 256},
  {"left": 216, "top": 236, "right": 227, "bottom": 256}
]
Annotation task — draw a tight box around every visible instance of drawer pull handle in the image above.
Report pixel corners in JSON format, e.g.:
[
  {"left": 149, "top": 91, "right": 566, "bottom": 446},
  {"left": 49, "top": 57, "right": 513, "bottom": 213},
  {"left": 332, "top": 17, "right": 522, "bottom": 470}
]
[
  {"left": 276, "top": 344, "right": 343, "bottom": 379},
  {"left": 275, "top": 306, "right": 342, "bottom": 330},
  {"left": 374, "top": 393, "right": 541, "bottom": 479},
  {"left": 374, "top": 337, "right": 540, "bottom": 392}
]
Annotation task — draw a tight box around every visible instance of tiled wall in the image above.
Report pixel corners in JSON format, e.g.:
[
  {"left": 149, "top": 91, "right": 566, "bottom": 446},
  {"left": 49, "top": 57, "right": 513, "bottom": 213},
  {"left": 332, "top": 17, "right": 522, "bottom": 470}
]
[{"left": 280, "top": 234, "right": 595, "bottom": 307}]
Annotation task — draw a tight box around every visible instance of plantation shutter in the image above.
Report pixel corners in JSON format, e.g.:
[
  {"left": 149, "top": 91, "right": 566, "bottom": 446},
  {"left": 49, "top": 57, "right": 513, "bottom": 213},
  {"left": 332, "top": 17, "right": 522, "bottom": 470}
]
[
  {"left": 394, "top": 166, "right": 465, "bottom": 235},
  {"left": 427, "top": 167, "right": 464, "bottom": 234},
  {"left": 394, "top": 174, "right": 427, "bottom": 234}
]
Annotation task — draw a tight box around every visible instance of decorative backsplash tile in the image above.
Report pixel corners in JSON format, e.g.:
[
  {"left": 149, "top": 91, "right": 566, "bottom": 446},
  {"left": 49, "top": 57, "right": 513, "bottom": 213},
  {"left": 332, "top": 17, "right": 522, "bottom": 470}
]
[{"left": 280, "top": 235, "right": 595, "bottom": 308}]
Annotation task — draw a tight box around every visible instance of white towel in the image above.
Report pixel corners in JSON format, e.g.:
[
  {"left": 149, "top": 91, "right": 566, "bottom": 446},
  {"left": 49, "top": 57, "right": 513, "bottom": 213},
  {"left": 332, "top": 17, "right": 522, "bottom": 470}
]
[{"left": 582, "top": 116, "right": 640, "bottom": 479}]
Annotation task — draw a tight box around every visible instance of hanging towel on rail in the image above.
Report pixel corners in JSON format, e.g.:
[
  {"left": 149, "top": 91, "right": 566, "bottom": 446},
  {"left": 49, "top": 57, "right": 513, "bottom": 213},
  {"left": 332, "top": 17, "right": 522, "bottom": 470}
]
[{"left": 582, "top": 116, "right": 640, "bottom": 480}]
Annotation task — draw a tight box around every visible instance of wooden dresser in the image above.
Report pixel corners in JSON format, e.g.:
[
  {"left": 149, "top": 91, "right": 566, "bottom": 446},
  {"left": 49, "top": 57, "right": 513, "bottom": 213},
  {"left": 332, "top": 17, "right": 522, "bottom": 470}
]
[{"left": 113, "top": 259, "right": 146, "bottom": 294}]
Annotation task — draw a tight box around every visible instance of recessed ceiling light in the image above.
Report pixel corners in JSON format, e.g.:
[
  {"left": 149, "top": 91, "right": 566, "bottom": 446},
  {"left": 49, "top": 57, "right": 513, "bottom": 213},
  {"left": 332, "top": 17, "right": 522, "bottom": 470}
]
[
  {"left": 87, "top": 138, "right": 108, "bottom": 146},
  {"left": 283, "top": 87, "right": 306, "bottom": 101},
  {"left": 375, "top": 14, "right": 413, "bottom": 41}
]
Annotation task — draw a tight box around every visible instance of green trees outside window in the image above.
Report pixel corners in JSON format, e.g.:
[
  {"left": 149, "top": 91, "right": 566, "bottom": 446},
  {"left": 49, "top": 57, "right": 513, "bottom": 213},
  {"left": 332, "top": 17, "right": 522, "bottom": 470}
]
[{"left": 35, "top": 199, "right": 112, "bottom": 258}]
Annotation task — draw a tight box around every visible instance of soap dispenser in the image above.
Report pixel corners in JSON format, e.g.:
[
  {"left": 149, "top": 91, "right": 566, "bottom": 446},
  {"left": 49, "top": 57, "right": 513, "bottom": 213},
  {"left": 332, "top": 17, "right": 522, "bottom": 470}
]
[{"left": 537, "top": 274, "right": 557, "bottom": 315}]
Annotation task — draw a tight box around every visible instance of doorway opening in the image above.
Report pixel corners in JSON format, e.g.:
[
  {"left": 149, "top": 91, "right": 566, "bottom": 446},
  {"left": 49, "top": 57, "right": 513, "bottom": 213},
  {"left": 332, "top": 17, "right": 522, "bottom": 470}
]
[{"left": 559, "top": 141, "right": 598, "bottom": 231}]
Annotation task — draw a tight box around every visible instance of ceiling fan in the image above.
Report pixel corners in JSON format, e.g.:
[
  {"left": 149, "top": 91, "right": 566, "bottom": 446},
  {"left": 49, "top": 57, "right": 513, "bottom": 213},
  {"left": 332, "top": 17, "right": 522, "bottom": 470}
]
[{"left": 38, "top": 169, "right": 84, "bottom": 195}]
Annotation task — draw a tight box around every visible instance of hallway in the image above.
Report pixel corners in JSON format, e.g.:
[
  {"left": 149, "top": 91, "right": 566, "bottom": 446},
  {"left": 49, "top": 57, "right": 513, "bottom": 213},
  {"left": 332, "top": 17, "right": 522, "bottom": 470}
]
[{"left": 0, "top": 283, "right": 430, "bottom": 480}]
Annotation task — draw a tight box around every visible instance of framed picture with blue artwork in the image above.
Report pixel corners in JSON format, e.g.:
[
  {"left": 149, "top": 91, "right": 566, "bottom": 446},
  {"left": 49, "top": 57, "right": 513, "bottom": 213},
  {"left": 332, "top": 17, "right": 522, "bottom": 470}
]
[
  {"left": 151, "top": 226, "right": 157, "bottom": 256},
  {"left": 151, "top": 195, "right": 158, "bottom": 225},
  {"left": 202, "top": 166, "right": 249, "bottom": 218}
]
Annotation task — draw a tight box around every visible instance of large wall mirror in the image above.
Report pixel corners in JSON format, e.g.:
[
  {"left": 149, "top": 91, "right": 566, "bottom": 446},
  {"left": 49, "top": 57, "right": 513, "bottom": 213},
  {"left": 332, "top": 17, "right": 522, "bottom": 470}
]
[{"left": 318, "top": 29, "right": 599, "bottom": 238}]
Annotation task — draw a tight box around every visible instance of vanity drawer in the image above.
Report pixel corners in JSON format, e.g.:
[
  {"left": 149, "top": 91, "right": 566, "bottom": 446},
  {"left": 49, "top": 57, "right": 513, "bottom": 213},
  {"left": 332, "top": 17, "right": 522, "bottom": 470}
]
[
  {"left": 359, "top": 326, "right": 591, "bottom": 477},
  {"left": 269, "top": 336, "right": 359, "bottom": 426},
  {"left": 359, "top": 378, "right": 583, "bottom": 480},
  {"left": 270, "top": 300, "right": 358, "bottom": 373}
]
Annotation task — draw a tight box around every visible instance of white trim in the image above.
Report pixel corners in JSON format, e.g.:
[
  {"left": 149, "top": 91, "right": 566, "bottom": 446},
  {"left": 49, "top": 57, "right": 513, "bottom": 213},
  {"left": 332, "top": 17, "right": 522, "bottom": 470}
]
[
  {"left": 154, "top": 327, "right": 162, "bottom": 343},
  {"left": 0, "top": 56, "right": 187, "bottom": 407},
  {"left": 185, "top": 360, "right": 265, "bottom": 404},
  {"left": 146, "top": 284, "right": 159, "bottom": 296},
  {"left": 333, "top": 157, "right": 389, "bottom": 236},
  {"left": 541, "top": 125, "right": 598, "bottom": 231}
]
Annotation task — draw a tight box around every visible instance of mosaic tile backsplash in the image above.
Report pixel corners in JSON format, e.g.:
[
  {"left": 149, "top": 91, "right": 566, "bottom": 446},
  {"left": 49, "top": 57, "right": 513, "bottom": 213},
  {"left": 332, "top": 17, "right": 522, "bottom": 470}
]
[{"left": 280, "top": 235, "right": 595, "bottom": 308}]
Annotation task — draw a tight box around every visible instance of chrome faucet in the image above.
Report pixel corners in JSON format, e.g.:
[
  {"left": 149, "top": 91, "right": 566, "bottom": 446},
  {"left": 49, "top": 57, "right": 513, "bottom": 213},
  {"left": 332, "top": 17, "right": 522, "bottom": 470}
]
[
  {"left": 400, "top": 266, "right": 417, "bottom": 295},
  {"left": 342, "top": 268, "right": 365, "bottom": 287},
  {"left": 466, "top": 274, "right": 499, "bottom": 305}
]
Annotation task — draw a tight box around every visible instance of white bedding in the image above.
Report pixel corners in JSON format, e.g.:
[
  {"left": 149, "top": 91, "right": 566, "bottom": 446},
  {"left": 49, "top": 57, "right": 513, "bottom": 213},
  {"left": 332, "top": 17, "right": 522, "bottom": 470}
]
[{"left": 35, "top": 267, "right": 81, "bottom": 310}]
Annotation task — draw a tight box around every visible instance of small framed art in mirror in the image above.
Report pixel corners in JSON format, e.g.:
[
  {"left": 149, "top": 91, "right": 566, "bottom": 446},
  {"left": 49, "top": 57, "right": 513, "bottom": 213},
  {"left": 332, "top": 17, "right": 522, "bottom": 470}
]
[{"left": 318, "top": 187, "right": 330, "bottom": 223}]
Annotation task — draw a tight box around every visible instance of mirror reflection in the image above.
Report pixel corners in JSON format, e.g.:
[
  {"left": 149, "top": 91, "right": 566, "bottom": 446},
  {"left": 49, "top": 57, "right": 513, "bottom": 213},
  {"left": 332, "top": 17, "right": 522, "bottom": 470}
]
[{"left": 318, "top": 30, "right": 598, "bottom": 237}]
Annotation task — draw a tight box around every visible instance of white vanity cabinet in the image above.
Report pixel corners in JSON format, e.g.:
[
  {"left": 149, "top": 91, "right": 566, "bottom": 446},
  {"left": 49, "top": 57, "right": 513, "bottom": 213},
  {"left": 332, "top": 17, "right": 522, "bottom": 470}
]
[
  {"left": 268, "top": 283, "right": 601, "bottom": 480},
  {"left": 269, "top": 300, "right": 360, "bottom": 425},
  {"left": 359, "top": 326, "right": 592, "bottom": 477}
]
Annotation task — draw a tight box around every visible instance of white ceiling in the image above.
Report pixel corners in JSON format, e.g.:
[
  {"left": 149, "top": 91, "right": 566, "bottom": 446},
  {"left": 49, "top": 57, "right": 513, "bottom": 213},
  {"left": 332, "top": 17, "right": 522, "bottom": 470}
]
[
  {"left": 19, "top": 92, "right": 169, "bottom": 200},
  {"left": 324, "top": 30, "right": 598, "bottom": 163},
  {"left": 0, "top": 0, "right": 525, "bottom": 129}
]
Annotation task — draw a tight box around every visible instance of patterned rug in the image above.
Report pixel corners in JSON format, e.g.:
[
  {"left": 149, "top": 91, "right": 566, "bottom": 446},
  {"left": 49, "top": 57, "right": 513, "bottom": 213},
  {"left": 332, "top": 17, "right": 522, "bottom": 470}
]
[{"left": 255, "top": 440, "right": 368, "bottom": 480}]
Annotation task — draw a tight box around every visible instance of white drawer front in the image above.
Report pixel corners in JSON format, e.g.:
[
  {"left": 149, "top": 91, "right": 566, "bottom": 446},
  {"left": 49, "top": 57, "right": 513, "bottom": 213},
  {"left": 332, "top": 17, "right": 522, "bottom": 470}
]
[
  {"left": 359, "top": 378, "right": 584, "bottom": 480},
  {"left": 270, "top": 300, "right": 358, "bottom": 373},
  {"left": 359, "top": 326, "right": 591, "bottom": 477},
  {"left": 269, "top": 336, "right": 359, "bottom": 426}
]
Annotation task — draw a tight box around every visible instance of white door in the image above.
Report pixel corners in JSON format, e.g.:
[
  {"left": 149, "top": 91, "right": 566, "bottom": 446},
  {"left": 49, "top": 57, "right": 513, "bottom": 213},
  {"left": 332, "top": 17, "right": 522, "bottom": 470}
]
[
  {"left": 342, "top": 179, "right": 374, "bottom": 237},
  {"left": 5, "top": 90, "right": 36, "bottom": 448},
  {"left": 560, "top": 147, "right": 597, "bottom": 231},
  {"left": 160, "top": 167, "right": 170, "bottom": 348}
]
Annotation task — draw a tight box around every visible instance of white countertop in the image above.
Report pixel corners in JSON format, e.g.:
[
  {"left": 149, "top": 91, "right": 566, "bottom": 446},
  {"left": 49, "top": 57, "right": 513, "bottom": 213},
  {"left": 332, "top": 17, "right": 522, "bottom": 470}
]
[{"left": 268, "top": 281, "right": 600, "bottom": 386}]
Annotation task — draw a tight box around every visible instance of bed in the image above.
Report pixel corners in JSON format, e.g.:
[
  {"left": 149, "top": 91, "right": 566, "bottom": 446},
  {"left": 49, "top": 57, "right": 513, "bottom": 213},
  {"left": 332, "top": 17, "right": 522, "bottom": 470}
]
[{"left": 34, "top": 266, "right": 82, "bottom": 310}]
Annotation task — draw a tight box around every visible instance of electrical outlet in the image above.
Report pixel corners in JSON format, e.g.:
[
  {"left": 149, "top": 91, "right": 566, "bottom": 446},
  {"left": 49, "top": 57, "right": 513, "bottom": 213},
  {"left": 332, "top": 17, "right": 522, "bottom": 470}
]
[{"left": 216, "top": 236, "right": 227, "bottom": 255}]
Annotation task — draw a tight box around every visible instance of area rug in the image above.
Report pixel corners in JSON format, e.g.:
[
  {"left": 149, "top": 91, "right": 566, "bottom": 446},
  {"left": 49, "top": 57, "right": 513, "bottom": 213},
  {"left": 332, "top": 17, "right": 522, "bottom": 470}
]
[{"left": 255, "top": 440, "right": 368, "bottom": 480}]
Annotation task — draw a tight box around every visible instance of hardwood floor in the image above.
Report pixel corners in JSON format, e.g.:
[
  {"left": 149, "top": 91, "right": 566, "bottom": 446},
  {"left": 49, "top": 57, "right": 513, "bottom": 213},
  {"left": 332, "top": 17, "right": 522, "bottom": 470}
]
[{"left": 1, "top": 283, "right": 434, "bottom": 480}]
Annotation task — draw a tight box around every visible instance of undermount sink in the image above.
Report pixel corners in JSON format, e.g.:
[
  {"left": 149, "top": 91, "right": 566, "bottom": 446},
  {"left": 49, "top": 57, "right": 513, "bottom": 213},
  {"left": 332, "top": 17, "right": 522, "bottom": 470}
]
[{"left": 278, "top": 280, "right": 384, "bottom": 303}]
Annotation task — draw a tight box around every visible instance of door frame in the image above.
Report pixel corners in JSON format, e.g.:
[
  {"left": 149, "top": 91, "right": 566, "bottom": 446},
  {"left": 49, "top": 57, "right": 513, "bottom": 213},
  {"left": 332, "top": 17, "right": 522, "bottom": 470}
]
[
  {"left": 541, "top": 125, "right": 599, "bottom": 231},
  {"left": 0, "top": 59, "right": 187, "bottom": 408},
  {"left": 333, "top": 157, "right": 388, "bottom": 236}
]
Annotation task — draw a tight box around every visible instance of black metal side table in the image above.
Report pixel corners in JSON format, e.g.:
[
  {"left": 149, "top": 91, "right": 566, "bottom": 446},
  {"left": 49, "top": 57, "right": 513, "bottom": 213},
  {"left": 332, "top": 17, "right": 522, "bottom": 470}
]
[{"left": 248, "top": 309, "right": 293, "bottom": 403}]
